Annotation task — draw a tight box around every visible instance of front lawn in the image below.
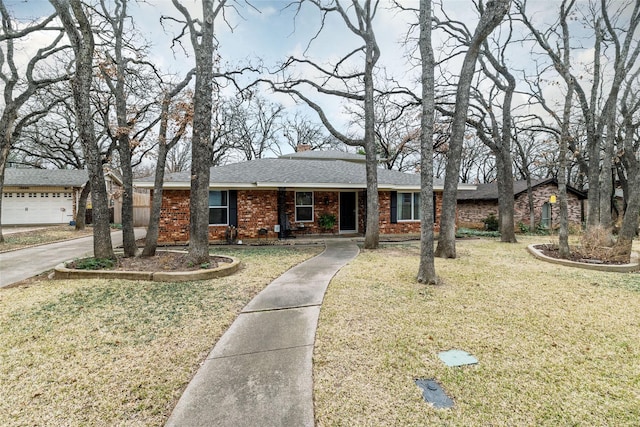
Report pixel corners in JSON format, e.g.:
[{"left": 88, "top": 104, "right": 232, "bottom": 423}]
[
  {"left": 0, "top": 246, "right": 321, "bottom": 426},
  {"left": 314, "top": 236, "right": 640, "bottom": 426}
]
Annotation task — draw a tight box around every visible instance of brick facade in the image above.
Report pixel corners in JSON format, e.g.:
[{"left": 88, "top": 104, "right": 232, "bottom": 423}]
[
  {"left": 156, "top": 188, "right": 444, "bottom": 243},
  {"left": 457, "top": 183, "right": 584, "bottom": 229}
]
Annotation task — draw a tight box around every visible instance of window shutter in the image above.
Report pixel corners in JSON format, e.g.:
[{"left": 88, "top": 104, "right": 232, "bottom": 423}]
[
  {"left": 229, "top": 190, "right": 238, "bottom": 227},
  {"left": 390, "top": 191, "right": 397, "bottom": 223}
]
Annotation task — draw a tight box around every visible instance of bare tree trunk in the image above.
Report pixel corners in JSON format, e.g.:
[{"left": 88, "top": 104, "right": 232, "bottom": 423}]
[
  {"left": 613, "top": 102, "right": 640, "bottom": 261},
  {"left": 556, "top": 2, "right": 575, "bottom": 258},
  {"left": 435, "top": 0, "right": 511, "bottom": 258},
  {"left": 75, "top": 180, "right": 90, "bottom": 230},
  {"left": 142, "top": 72, "right": 193, "bottom": 257},
  {"left": 52, "top": 0, "right": 114, "bottom": 259},
  {"left": 495, "top": 149, "right": 517, "bottom": 242},
  {"left": 0, "top": 136, "right": 11, "bottom": 243},
  {"left": 558, "top": 84, "right": 574, "bottom": 258},
  {"left": 417, "top": 0, "right": 437, "bottom": 284},
  {"left": 267, "top": 0, "right": 382, "bottom": 248},
  {"left": 171, "top": 0, "right": 222, "bottom": 264},
  {"left": 363, "top": 10, "right": 379, "bottom": 249}
]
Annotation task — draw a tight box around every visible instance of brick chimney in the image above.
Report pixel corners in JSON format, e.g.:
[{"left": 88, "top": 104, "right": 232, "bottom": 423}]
[{"left": 296, "top": 143, "right": 312, "bottom": 152}]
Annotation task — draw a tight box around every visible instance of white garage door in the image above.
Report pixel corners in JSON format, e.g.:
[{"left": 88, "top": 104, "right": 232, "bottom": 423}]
[{"left": 2, "top": 191, "right": 75, "bottom": 225}]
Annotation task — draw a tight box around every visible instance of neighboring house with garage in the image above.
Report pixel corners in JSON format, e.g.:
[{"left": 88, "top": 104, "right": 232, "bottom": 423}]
[
  {"left": 456, "top": 178, "right": 587, "bottom": 230},
  {"left": 1, "top": 168, "right": 89, "bottom": 225},
  {"left": 135, "top": 150, "right": 476, "bottom": 244},
  {"left": 1, "top": 168, "right": 129, "bottom": 226}
]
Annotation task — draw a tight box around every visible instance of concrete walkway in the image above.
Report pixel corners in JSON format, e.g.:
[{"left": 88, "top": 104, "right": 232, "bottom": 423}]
[
  {"left": 0, "top": 228, "right": 147, "bottom": 288},
  {"left": 165, "top": 239, "right": 360, "bottom": 427}
]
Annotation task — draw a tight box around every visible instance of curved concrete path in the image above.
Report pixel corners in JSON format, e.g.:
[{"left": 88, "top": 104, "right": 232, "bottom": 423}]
[{"left": 165, "top": 239, "right": 360, "bottom": 427}]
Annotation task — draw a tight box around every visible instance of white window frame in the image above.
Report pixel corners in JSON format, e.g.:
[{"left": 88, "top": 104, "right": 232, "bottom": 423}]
[
  {"left": 295, "top": 191, "right": 314, "bottom": 222},
  {"left": 397, "top": 192, "right": 421, "bottom": 222},
  {"left": 208, "top": 190, "right": 229, "bottom": 225}
]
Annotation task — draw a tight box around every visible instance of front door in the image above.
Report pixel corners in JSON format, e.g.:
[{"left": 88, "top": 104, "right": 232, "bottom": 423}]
[
  {"left": 541, "top": 202, "right": 552, "bottom": 229},
  {"left": 339, "top": 192, "right": 357, "bottom": 232}
]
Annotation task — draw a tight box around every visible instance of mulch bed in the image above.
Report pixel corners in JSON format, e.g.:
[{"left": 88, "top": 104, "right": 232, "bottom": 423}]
[
  {"left": 534, "top": 244, "right": 628, "bottom": 265},
  {"left": 68, "top": 252, "right": 232, "bottom": 272}
]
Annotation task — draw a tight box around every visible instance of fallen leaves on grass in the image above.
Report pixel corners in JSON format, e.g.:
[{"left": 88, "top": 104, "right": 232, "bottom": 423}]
[{"left": 0, "top": 246, "right": 321, "bottom": 426}]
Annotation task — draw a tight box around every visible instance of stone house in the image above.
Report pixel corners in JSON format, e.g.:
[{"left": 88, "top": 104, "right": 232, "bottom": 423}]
[
  {"left": 457, "top": 178, "right": 587, "bottom": 230},
  {"left": 135, "top": 150, "right": 476, "bottom": 243}
]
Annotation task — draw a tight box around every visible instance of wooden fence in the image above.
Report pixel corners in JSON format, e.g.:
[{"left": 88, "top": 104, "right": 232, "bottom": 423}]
[{"left": 113, "top": 191, "right": 150, "bottom": 226}]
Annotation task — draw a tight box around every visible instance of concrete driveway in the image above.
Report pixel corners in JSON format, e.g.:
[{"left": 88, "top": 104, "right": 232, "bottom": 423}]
[{"left": 0, "top": 228, "right": 147, "bottom": 288}]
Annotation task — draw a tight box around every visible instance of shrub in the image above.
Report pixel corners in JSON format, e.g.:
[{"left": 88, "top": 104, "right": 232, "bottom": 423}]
[
  {"left": 72, "top": 257, "right": 116, "bottom": 270},
  {"left": 517, "top": 221, "right": 530, "bottom": 234},
  {"left": 580, "top": 225, "right": 615, "bottom": 251},
  {"left": 575, "top": 225, "right": 630, "bottom": 263},
  {"left": 482, "top": 213, "right": 499, "bottom": 231},
  {"left": 318, "top": 213, "right": 337, "bottom": 231},
  {"left": 456, "top": 227, "right": 500, "bottom": 238}
]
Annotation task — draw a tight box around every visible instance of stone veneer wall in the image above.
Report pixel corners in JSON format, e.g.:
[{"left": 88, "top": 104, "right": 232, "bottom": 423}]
[
  {"left": 513, "top": 184, "right": 583, "bottom": 225},
  {"left": 457, "top": 183, "right": 584, "bottom": 229},
  {"left": 156, "top": 189, "right": 443, "bottom": 243}
]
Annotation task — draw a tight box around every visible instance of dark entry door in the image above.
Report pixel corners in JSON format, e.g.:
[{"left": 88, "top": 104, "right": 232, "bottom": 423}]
[{"left": 339, "top": 192, "right": 357, "bottom": 232}]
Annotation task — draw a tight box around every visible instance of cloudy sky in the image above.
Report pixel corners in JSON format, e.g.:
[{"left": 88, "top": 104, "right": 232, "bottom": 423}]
[{"left": 3, "top": 0, "right": 606, "bottom": 154}]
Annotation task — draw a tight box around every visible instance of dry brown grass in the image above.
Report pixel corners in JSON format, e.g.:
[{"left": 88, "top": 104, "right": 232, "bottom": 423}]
[
  {"left": 314, "top": 236, "right": 640, "bottom": 426},
  {"left": 0, "top": 246, "right": 321, "bottom": 426},
  {"left": 0, "top": 225, "right": 94, "bottom": 252}
]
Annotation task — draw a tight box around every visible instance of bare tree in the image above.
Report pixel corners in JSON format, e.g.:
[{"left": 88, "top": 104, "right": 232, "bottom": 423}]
[
  {"left": 435, "top": 0, "right": 511, "bottom": 259},
  {"left": 612, "top": 65, "right": 640, "bottom": 258},
  {"left": 372, "top": 97, "right": 421, "bottom": 172},
  {"left": 468, "top": 11, "right": 519, "bottom": 243},
  {"left": 51, "top": 0, "right": 115, "bottom": 258},
  {"left": 517, "top": 0, "right": 640, "bottom": 229},
  {"left": 0, "top": 1, "right": 67, "bottom": 242},
  {"left": 225, "top": 93, "right": 284, "bottom": 160},
  {"left": 142, "top": 71, "right": 194, "bottom": 257},
  {"left": 95, "top": 0, "right": 163, "bottom": 256},
  {"left": 268, "top": 0, "right": 383, "bottom": 249},
  {"left": 169, "top": 0, "right": 225, "bottom": 264},
  {"left": 279, "top": 111, "right": 339, "bottom": 154},
  {"left": 417, "top": 0, "right": 437, "bottom": 284}
]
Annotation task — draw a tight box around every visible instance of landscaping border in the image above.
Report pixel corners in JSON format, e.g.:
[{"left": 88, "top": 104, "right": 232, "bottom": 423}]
[
  {"left": 54, "top": 251, "right": 240, "bottom": 282},
  {"left": 527, "top": 244, "right": 640, "bottom": 273}
]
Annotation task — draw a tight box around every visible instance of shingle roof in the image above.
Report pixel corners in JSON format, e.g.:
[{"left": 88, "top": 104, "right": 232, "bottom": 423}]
[
  {"left": 137, "top": 157, "right": 447, "bottom": 190},
  {"left": 279, "top": 150, "right": 366, "bottom": 162},
  {"left": 4, "top": 168, "right": 88, "bottom": 187},
  {"left": 456, "top": 178, "right": 587, "bottom": 201}
]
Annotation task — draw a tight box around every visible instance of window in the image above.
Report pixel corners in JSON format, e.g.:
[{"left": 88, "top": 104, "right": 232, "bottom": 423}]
[
  {"left": 208, "top": 190, "right": 228, "bottom": 225},
  {"left": 398, "top": 192, "right": 420, "bottom": 221},
  {"left": 295, "top": 191, "right": 314, "bottom": 222}
]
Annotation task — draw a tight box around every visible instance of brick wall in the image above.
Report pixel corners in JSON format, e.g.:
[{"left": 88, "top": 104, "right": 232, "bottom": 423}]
[
  {"left": 156, "top": 188, "right": 445, "bottom": 243},
  {"left": 234, "top": 190, "right": 279, "bottom": 239},
  {"left": 158, "top": 189, "right": 190, "bottom": 243},
  {"left": 457, "top": 200, "right": 498, "bottom": 229},
  {"left": 457, "top": 183, "right": 584, "bottom": 229}
]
